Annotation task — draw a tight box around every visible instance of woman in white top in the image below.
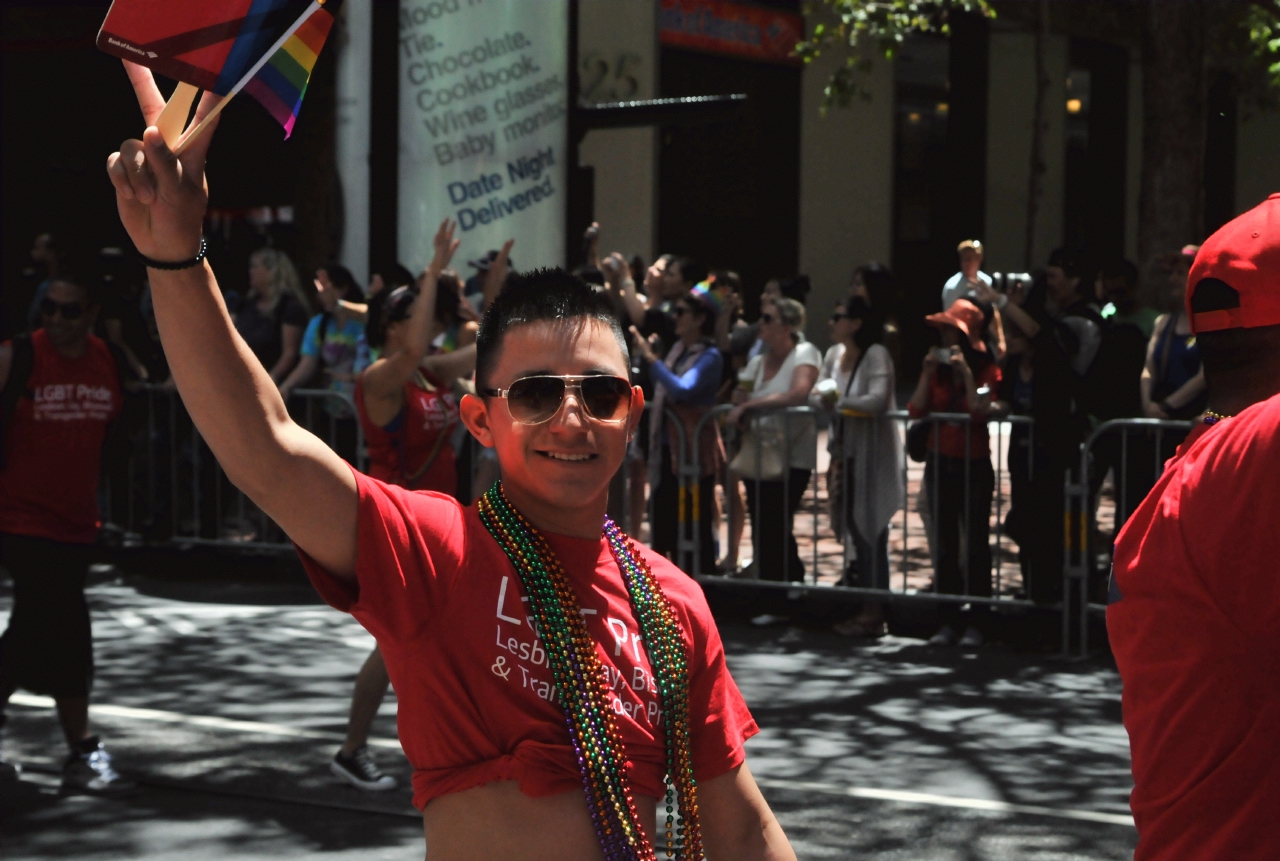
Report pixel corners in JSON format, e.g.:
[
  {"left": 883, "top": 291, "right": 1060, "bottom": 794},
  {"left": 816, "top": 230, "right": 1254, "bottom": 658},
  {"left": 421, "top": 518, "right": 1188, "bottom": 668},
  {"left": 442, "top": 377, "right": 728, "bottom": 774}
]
[
  {"left": 727, "top": 297, "right": 821, "bottom": 582},
  {"left": 815, "top": 296, "right": 903, "bottom": 636}
]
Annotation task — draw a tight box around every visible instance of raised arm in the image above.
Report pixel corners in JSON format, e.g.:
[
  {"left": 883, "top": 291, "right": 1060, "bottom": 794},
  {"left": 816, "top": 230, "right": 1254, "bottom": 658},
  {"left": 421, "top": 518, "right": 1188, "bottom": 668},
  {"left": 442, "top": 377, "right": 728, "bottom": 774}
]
[
  {"left": 360, "top": 221, "right": 457, "bottom": 427},
  {"left": 106, "top": 62, "right": 357, "bottom": 578},
  {"left": 480, "top": 238, "right": 513, "bottom": 313}
]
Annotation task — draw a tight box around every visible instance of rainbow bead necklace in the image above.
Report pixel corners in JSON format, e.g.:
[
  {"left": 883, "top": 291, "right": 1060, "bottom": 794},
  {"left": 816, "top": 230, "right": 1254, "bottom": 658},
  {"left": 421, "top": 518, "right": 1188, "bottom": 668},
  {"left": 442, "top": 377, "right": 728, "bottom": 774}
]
[{"left": 478, "top": 483, "right": 703, "bottom": 860}]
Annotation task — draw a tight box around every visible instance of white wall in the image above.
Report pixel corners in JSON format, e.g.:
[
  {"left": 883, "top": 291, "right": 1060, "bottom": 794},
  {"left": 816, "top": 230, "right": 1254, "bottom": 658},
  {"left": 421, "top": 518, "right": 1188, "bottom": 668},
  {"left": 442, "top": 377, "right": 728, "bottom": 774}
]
[
  {"left": 984, "top": 30, "right": 1067, "bottom": 273},
  {"left": 797, "top": 27, "right": 894, "bottom": 345},
  {"left": 577, "top": 0, "right": 658, "bottom": 263},
  {"left": 334, "top": 0, "right": 371, "bottom": 284},
  {"left": 1236, "top": 107, "right": 1280, "bottom": 214}
]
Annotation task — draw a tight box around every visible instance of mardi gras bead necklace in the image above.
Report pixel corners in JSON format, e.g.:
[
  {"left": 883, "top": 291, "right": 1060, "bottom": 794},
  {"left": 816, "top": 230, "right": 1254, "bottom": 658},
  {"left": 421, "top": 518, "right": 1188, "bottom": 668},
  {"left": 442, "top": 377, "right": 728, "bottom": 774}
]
[{"left": 478, "top": 482, "right": 702, "bottom": 861}]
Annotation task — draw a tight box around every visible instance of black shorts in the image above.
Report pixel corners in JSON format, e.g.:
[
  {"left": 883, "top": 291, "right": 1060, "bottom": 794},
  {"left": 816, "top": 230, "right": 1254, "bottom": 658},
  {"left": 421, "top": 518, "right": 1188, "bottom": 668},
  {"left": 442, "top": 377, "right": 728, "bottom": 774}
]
[{"left": 0, "top": 533, "right": 95, "bottom": 699}]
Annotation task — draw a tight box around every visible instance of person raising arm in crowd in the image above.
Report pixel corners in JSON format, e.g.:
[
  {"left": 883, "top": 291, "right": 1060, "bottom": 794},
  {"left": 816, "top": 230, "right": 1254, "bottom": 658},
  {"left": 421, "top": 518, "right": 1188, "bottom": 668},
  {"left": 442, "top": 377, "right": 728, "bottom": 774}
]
[
  {"left": 630, "top": 291, "right": 725, "bottom": 576},
  {"left": 106, "top": 62, "right": 793, "bottom": 861}
]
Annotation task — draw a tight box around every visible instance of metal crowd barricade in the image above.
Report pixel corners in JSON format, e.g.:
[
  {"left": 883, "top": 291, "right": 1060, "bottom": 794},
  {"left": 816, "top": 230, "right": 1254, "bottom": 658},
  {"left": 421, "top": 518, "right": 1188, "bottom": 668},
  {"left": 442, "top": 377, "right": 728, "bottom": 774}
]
[
  {"left": 101, "top": 384, "right": 365, "bottom": 550},
  {"left": 685, "top": 404, "right": 1041, "bottom": 620},
  {"left": 1061, "top": 416, "right": 1193, "bottom": 659}
]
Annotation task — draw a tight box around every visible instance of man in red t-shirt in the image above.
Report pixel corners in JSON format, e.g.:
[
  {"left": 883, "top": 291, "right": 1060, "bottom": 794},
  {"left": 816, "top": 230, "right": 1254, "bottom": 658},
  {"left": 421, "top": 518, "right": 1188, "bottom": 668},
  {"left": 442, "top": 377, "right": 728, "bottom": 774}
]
[
  {"left": 106, "top": 65, "right": 795, "bottom": 859},
  {"left": 1108, "top": 193, "right": 1280, "bottom": 859},
  {"left": 0, "top": 268, "right": 132, "bottom": 794}
]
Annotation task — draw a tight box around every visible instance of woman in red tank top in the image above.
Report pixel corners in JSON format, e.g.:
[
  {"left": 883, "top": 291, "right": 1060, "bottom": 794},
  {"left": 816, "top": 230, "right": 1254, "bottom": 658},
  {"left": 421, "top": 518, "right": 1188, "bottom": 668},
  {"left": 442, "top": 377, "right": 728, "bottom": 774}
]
[
  {"left": 333, "top": 221, "right": 476, "bottom": 792},
  {"left": 357, "top": 223, "right": 468, "bottom": 496}
]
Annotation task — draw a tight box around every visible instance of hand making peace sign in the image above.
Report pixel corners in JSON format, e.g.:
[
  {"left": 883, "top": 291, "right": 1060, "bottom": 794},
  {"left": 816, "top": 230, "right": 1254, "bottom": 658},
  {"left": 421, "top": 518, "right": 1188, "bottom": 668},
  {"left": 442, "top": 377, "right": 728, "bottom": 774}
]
[{"left": 106, "top": 61, "right": 221, "bottom": 263}]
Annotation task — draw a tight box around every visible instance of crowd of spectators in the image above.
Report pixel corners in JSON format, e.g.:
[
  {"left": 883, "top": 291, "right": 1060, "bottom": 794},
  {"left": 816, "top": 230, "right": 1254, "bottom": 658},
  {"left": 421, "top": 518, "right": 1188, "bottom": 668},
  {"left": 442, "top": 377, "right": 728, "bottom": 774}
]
[{"left": 8, "top": 222, "right": 1205, "bottom": 647}]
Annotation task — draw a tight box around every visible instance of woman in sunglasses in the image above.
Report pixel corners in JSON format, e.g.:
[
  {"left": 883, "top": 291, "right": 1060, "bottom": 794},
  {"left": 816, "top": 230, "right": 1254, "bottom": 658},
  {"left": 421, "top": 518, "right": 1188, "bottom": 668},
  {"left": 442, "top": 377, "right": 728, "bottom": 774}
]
[
  {"left": 727, "top": 297, "right": 822, "bottom": 582},
  {"left": 630, "top": 291, "right": 725, "bottom": 575},
  {"left": 107, "top": 68, "right": 793, "bottom": 859}
]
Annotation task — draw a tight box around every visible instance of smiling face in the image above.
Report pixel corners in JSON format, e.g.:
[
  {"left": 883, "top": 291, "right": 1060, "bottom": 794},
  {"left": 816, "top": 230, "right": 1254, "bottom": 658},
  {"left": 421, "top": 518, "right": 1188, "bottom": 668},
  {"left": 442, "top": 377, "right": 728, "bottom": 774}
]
[{"left": 460, "top": 317, "right": 642, "bottom": 537}]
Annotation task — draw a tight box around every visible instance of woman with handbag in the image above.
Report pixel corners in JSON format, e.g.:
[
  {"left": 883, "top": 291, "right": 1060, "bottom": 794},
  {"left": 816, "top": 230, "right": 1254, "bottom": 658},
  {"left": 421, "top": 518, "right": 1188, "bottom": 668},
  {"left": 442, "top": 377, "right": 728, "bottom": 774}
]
[
  {"left": 726, "top": 297, "right": 821, "bottom": 582},
  {"left": 629, "top": 290, "right": 725, "bottom": 575},
  {"left": 815, "top": 297, "right": 902, "bottom": 636},
  {"left": 908, "top": 299, "right": 1004, "bottom": 647}
]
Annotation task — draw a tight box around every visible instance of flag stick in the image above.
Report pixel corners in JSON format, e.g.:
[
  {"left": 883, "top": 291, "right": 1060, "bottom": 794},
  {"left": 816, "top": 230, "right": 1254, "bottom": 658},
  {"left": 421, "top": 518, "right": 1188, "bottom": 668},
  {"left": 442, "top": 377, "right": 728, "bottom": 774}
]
[
  {"left": 173, "top": 0, "right": 321, "bottom": 155},
  {"left": 156, "top": 81, "right": 198, "bottom": 149},
  {"left": 173, "top": 92, "right": 233, "bottom": 156}
]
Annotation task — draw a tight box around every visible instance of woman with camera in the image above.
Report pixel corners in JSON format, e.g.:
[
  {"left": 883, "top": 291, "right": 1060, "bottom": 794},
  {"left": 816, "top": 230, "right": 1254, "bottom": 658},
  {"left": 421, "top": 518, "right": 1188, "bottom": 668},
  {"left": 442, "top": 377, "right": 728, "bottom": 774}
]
[{"left": 908, "top": 299, "right": 1004, "bottom": 647}]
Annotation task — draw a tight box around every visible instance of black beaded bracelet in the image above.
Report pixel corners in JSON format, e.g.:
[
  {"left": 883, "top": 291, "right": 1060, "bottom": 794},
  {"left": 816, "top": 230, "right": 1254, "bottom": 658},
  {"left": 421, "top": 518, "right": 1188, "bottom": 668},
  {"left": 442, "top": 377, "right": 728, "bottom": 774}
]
[{"left": 140, "top": 237, "right": 207, "bottom": 271}]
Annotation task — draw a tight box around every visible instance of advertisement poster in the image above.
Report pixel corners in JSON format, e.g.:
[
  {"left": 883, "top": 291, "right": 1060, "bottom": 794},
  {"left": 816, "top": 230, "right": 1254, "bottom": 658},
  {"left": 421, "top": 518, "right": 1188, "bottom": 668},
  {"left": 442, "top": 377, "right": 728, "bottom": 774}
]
[{"left": 398, "top": 0, "right": 568, "bottom": 274}]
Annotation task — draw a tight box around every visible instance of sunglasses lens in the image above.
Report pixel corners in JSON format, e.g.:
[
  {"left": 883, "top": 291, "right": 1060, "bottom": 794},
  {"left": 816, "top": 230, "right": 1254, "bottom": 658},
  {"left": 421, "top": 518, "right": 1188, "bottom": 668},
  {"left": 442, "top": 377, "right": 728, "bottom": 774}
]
[
  {"left": 62, "top": 303, "right": 83, "bottom": 320},
  {"left": 506, "top": 376, "right": 565, "bottom": 424},
  {"left": 581, "top": 377, "right": 632, "bottom": 422}
]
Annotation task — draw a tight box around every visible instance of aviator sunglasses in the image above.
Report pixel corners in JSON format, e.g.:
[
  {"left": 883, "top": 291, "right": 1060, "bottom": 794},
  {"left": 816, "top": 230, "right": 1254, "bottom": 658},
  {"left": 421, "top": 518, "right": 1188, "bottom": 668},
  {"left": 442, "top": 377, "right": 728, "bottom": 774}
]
[
  {"left": 39, "top": 298, "right": 84, "bottom": 320},
  {"left": 481, "top": 375, "right": 633, "bottom": 425}
]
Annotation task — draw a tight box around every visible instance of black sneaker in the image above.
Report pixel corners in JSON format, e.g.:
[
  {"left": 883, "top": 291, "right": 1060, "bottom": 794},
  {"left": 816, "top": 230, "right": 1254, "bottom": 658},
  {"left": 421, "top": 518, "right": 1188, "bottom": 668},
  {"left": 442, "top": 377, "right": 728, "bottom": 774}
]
[
  {"left": 62, "top": 738, "right": 135, "bottom": 795},
  {"left": 331, "top": 746, "right": 397, "bottom": 791}
]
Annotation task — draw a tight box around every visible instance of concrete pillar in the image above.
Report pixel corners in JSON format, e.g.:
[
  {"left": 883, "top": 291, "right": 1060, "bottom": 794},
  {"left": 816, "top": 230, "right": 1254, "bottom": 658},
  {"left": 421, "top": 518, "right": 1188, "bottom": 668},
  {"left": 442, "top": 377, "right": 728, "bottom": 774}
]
[
  {"left": 577, "top": 0, "right": 658, "bottom": 263},
  {"left": 797, "top": 34, "right": 894, "bottom": 346},
  {"left": 334, "top": 0, "right": 371, "bottom": 285},
  {"left": 983, "top": 29, "right": 1067, "bottom": 272},
  {"left": 1236, "top": 108, "right": 1280, "bottom": 214}
]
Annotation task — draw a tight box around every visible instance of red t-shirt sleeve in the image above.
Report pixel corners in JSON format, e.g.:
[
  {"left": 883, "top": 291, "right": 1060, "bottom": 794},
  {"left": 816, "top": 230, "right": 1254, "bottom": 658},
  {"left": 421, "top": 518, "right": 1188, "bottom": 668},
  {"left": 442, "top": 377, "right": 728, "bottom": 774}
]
[
  {"left": 680, "top": 583, "right": 759, "bottom": 780},
  {"left": 295, "top": 465, "right": 465, "bottom": 644}
]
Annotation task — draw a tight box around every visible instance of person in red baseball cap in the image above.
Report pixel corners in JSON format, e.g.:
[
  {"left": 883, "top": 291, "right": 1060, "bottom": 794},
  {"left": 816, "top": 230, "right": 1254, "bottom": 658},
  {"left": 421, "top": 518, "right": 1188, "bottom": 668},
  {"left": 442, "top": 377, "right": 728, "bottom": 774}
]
[{"left": 1108, "top": 193, "right": 1280, "bottom": 860}]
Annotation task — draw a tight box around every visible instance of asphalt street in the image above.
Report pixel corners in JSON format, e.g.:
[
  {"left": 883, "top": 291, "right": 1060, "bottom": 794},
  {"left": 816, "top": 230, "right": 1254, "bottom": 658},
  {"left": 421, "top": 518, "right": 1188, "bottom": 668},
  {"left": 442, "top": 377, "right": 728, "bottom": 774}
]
[{"left": 0, "top": 572, "right": 1138, "bottom": 860}]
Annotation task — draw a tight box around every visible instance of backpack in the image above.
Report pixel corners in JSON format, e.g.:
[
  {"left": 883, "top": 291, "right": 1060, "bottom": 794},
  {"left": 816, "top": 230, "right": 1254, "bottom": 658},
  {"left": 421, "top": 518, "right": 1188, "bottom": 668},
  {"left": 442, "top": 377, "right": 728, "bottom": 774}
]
[{"left": 1075, "top": 310, "right": 1148, "bottom": 422}]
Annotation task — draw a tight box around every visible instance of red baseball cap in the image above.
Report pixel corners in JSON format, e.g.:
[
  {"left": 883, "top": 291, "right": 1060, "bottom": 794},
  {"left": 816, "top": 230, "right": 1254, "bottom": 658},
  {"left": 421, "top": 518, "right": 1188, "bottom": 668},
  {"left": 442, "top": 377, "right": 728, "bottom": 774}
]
[{"left": 1187, "top": 193, "right": 1280, "bottom": 334}]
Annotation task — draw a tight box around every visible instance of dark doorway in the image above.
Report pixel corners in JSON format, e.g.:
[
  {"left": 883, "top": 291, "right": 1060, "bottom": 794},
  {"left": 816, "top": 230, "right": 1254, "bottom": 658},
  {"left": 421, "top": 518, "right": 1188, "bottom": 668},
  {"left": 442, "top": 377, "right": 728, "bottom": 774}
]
[
  {"left": 1063, "top": 38, "right": 1128, "bottom": 266},
  {"left": 657, "top": 48, "right": 801, "bottom": 315}
]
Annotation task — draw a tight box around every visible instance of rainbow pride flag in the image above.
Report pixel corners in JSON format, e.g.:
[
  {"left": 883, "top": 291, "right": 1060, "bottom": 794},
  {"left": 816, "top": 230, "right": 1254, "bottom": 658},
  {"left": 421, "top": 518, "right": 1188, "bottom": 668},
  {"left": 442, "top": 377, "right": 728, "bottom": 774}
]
[
  {"left": 97, "top": 0, "right": 339, "bottom": 139},
  {"left": 240, "top": 2, "right": 335, "bottom": 137}
]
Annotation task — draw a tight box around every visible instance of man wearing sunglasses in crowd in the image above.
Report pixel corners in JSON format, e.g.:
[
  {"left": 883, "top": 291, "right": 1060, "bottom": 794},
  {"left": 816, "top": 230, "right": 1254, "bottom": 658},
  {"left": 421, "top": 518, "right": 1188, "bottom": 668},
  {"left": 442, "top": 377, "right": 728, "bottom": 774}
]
[
  {"left": 0, "top": 266, "right": 133, "bottom": 793},
  {"left": 105, "top": 63, "right": 794, "bottom": 860}
]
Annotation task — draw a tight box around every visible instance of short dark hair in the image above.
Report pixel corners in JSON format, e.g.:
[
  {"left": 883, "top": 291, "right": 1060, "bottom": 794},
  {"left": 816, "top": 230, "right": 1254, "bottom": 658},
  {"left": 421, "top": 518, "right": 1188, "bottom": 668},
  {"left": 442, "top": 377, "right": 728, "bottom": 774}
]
[
  {"left": 319, "top": 263, "right": 363, "bottom": 301},
  {"left": 49, "top": 253, "right": 103, "bottom": 306},
  {"left": 1047, "top": 248, "right": 1082, "bottom": 279},
  {"left": 781, "top": 274, "right": 811, "bottom": 305},
  {"left": 475, "top": 268, "right": 630, "bottom": 391},
  {"left": 375, "top": 263, "right": 416, "bottom": 290},
  {"left": 670, "top": 257, "right": 708, "bottom": 287},
  {"left": 1099, "top": 257, "right": 1139, "bottom": 290}
]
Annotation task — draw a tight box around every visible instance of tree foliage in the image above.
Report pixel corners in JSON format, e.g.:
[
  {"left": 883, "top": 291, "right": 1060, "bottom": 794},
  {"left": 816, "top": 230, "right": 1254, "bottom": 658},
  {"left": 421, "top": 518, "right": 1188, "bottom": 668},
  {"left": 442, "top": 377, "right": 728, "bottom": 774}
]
[{"left": 794, "top": 0, "right": 994, "bottom": 112}]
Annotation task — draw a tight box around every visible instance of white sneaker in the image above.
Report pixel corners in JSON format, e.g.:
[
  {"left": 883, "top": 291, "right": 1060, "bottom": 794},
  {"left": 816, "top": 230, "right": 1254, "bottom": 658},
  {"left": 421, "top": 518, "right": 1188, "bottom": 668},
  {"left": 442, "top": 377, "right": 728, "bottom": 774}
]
[
  {"left": 331, "top": 747, "right": 397, "bottom": 791},
  {"left": 928, "top": 624, "right": 958, "bottom": 646},
  {"left": 959, "top": 626, "right": 985, "bottom": 647},
  {"left": 62, "top": 740, "right": 134, "bottom": 795}
]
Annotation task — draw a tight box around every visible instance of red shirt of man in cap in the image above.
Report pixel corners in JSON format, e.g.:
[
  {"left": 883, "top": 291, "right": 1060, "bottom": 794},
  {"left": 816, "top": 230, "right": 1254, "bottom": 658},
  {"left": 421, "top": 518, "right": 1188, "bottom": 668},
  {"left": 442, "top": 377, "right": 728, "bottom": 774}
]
[{"left": 1108, "top": 193, "right": 1280, "bottom": 860}]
